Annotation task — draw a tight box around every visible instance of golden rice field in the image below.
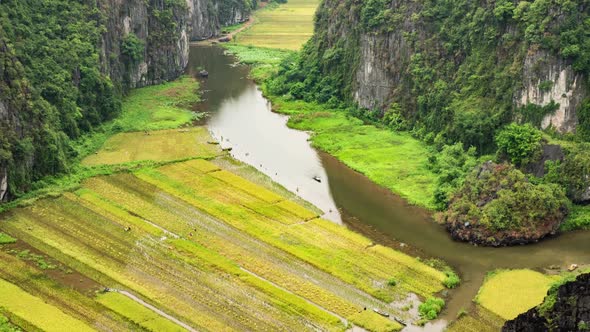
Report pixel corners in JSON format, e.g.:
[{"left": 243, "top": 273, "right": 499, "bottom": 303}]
[
  {"left": 82, "top": 127, "right": 221, "bottom": 166},
  {"left": 0, "top": 155, "right": 450, "bottom": 331},
  {"left": 475, "top": 269, "right": 558, "bottom": 320},
  {"left": 446, "top": 305, "right": 505, "bottom": 332},
  {"left": 234, "top": 0, "right": 320, "bottom": 50}
]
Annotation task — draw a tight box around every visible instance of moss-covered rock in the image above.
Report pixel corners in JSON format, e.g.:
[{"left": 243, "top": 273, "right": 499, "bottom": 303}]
[{"left": 443, "top": 161, "right": 569, "bottom": 246}]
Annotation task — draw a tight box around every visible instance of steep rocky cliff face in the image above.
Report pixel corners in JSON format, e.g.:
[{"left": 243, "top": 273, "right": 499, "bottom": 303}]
[
  {"left": 0, "top": 0, "right": 252, "bottom": 200},
  {"left": 503, "top": 272, "right": 590, "bottom": 331},
  {"left": 285, "top": 0, "right": 590, "bottom": 152},
  {"left": 100, "top": 0, "right": 253, "bottom": 89}
]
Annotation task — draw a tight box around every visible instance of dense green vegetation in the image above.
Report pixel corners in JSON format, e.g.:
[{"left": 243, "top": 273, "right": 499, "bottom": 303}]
[
  {"left": 0, "top": 76, "right": 202, "bottom": 214},
  {"left": 418, "top": 297, "right": 445, "bottom": 320},
  {"left": 443, "top": 162, "right": 569, "bottom": 245},
  {"left": 0, "top": 0, "right": 119, "bottom": 198},
  {"left": 495, "top": 124, "right": 543, "bottom": 167},
  {"left": 254, "top": 0, "right": 590, "bottom": 240},
  {"left": 271, "top": 0, "right": 590, "bottom": 150}
]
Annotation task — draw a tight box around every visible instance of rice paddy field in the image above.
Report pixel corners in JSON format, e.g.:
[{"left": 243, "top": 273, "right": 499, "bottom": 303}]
[
  {"left": 234, "top": 0, "right": 320, "bottom": 50},
  {"left": 475, "top": 269, "right": 558, "bottom": 320},
  {"left": 82, "top": 128, "right": 221, "bottom": 166},
  {"left": 0, "top": 126, "right": 450, "bottom": 331}
]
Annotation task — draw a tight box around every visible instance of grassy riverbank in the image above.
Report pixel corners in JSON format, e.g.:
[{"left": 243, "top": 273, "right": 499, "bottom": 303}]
[{"left": 224, "top": 45, "right": 439, "bottom": 209}]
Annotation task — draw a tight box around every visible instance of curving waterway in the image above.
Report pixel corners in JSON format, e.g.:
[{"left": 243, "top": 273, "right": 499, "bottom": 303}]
[{"left": 188, "top": 44, "right": 590, "bottom": 326}]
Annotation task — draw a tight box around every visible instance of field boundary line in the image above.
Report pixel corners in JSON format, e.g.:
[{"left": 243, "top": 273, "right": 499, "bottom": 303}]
[{"left": 106, "top": 289, "right": 198, "bottom": 332}]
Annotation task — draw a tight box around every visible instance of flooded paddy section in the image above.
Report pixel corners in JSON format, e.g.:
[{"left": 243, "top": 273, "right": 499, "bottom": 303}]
[{"left": 188, "top": 44, "right": 590, "bottom": 322}]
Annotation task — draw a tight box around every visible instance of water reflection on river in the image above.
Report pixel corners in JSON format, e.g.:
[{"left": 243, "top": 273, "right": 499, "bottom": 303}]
[{"left": 188, "top": 44, "right": 590, "bottom": 327}]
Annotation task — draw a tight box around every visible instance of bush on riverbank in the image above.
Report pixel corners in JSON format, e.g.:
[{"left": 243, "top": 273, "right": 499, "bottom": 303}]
[
  {"left": 443, "top": 161, "right": 569, "bottom": 246},
  {"left": 418, "top": 297, "right": 445, "bottom": 320}
]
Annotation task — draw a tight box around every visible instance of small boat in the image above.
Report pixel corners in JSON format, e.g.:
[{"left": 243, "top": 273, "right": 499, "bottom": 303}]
[
  {"left": 373, "top": 308, "right": 389, "bottom": 317},
  {"left": 198, "top": 70, "right": 209, "bottom": 77},
  {"left": 394, "top": 317, "right": 407, "bottom": 326},
  {"left": 312, "top": 176, "right": 321, "bottom": 183}
]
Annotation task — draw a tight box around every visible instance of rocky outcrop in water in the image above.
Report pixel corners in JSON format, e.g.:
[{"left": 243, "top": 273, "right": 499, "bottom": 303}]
[
  {"left": 503, "top": 273, "right": 590, "bottom": 332},
  {"left": 443, "top": 161, "right": 569, "bottom": 246}
]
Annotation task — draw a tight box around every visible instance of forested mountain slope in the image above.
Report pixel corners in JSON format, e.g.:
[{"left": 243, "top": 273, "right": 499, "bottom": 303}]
[
  {"left": 276, "top": 0, "right": 590, "bottom": 152},
  {"left": 0, "top": 0, "right": 255, "bottom": 201}
]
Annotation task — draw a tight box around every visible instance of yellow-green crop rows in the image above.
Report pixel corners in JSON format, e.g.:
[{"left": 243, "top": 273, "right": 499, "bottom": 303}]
[
  {"left": 234, "top": 0, "right": 320, "bottom": 50},
  {"left": 82, "top": 127, "right": 221, "bottom": 166},
  {"left": 0, "top": 157, "right": 449, "bottom": 331}
]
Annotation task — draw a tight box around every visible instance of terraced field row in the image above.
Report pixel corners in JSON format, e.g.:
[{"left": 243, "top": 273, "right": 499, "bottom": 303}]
[{"left": 0, "top": 158, "right": 448, "bottom": 331}]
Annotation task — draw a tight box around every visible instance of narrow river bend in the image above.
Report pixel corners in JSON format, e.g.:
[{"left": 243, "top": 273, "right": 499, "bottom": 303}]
[{"left": 188, "top": 45, "right": 590, "bottom": 323}]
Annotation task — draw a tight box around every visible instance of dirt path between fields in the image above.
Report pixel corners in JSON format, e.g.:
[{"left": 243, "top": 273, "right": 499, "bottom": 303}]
[{"left": 107, "top": 289, "right": 198, "bottom": 332}]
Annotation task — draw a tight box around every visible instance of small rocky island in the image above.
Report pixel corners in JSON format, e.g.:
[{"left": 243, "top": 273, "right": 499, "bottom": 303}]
[{"left": 443, "top": 161, "right": 569, "bottom": 246}]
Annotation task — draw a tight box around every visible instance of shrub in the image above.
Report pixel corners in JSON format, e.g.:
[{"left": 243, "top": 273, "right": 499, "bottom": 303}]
[
  {"left": 431, "top": 143, "right": 478, "bottom": 210},
  {"left": 495, "top": 123, "right": 543, "bottom": 167},
  {"left": 0, "top": 233, "right": 16, "bottom": 245},
  {"left": 387, "top": 278, "right": 397, "bottom": 287},
  {"left": 443, "top": 271, "right": 460, "bottom": 289},
  {"left": 418, "top": 297, "right": 445, "bottom": 320},
  {"left": 545, "top": 145, "right": 590, "bottom": 203},
  {"left": 121, "top": 33, "right": 145, "bottom": 63}
]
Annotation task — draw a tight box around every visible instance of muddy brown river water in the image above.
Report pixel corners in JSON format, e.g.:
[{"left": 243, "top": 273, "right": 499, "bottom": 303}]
[{"left": 188, "top": 45, "right": 590, "bottom": 328}]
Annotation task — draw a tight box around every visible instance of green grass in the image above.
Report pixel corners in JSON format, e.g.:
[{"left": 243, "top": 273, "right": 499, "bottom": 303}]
[
  {"left": 0, "top": 278, "right": 94, "bottom": 332},
  {"left": 0, "top": 76, "right": 203, "bottom": 214},
  {"left": 0, "top": 233, "right": 16, "bottom": 245},
  {"left": 220, "top": 45, "right": 440, "bottom": 209},
  {"left": 0, "top": 314, "right": 21, "bottom": 332},
  {"left": 233, "top": 0, "right": 320, "bottom": 50},
  {"left": 476, "top": 269, "right": 557, "bottom": 320},
  {"left": 273, "top": 99, "right": 438, "bottom": 209},
  {"left": 224, "top": 44, "right": 294, "bottom": 65},
  {"left": 73, "top": 76, "right": 202, "bottom": 161},
  {"left": 97, "top": 292, "right": 186, "bottom": 332}
]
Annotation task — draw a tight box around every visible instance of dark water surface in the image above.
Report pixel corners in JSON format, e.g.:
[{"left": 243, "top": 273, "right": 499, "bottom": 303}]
[{"left": 188, "top": 45, "right": 590, "bottom": 325}]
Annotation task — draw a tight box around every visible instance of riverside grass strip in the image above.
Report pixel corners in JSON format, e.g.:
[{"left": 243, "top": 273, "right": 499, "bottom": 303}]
[
  {"left": 0, "top": 278, "right": 94, "bottom": 332},
  {"left": 476, "top": 269, "right": 556, "bottom": 320}
]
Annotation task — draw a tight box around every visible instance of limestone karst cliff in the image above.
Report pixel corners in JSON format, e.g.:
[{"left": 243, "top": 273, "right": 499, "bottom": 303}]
[{"left": 0, "top": 0, "right": 253, "bottom": 200}]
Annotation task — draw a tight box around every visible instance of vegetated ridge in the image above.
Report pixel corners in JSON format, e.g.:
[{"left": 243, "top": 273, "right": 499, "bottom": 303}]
[
  {"left": 264, "top": 0, "right": 590, "bottom": 245},
  {"left": 0, "top": 0, "right": 257, "bottom": 202}
]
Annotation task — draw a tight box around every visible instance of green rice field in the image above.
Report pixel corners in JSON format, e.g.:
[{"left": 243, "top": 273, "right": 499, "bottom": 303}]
[
  {"left": 234, "top": 0, "right": 320, "bottom": 50},
  {"left": 0, "top": 155, "right": 449, "bottom": 331}
]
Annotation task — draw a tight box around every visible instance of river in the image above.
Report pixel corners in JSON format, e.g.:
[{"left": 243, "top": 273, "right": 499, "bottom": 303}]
[{"left": 188, "top": 44, "right": 590, "bottom": 325}]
